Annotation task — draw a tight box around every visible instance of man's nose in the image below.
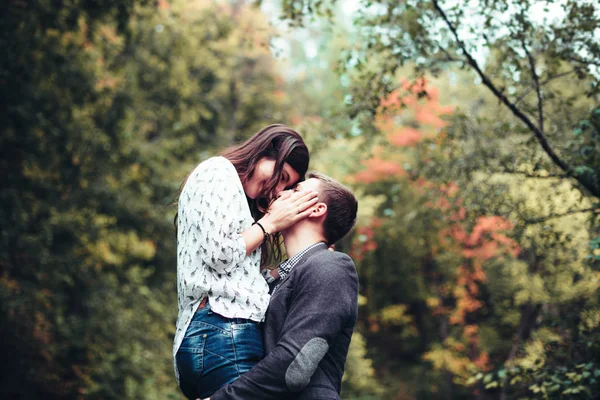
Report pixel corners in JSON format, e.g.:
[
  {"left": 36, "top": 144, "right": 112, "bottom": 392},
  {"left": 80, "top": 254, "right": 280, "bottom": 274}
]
[{"left": 276, "top": 189, "right": 292, "bottom": 199}]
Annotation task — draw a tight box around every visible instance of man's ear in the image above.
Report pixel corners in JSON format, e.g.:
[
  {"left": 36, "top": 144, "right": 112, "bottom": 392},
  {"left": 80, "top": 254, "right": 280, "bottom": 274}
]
[{"left": 309, "top": 202, "right": 327, "bottom": 218}]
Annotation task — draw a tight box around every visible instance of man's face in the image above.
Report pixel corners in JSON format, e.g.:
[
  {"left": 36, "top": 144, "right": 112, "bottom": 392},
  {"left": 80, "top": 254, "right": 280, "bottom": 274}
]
[{"left": 293, "top": 177, "right": 321, "bottom": 196}]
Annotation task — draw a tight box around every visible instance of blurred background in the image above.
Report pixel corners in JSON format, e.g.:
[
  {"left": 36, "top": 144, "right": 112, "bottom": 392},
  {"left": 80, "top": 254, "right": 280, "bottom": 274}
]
[{"left": 1, "top": 0, "right": 599, "bottom": 398}]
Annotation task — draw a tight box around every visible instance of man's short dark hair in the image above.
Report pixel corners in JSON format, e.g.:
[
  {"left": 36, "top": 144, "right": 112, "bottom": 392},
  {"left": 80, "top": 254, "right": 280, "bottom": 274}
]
[{"left": 307, "top": 172, "right": 358, "bottom": 245}]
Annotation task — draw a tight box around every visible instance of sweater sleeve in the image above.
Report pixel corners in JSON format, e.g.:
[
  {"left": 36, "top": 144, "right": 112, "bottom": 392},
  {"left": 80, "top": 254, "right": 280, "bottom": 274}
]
[
  {"left": 210, "top": 253, "right": 358, "bottom": 400},
  {"left": 179, "top": 158, "right": 247, "bottom": 273}
]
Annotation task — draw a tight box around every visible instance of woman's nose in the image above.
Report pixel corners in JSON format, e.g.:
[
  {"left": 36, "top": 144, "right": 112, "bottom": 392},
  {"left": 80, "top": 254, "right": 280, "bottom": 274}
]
[{"left": 276, "top": 182, "right": 287, "bottom": 193}]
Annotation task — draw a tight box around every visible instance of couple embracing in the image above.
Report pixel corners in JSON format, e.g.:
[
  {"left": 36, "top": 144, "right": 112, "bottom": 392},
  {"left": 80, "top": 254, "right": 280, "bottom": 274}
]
[{"left": 174, "top": 124, "right": 359, "bottom": 400}]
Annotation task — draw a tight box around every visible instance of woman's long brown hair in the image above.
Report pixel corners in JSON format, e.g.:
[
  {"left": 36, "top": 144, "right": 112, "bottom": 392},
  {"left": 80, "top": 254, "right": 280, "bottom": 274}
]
[{"left": 174, "top": 124, "right": 309, "bottom": 266}]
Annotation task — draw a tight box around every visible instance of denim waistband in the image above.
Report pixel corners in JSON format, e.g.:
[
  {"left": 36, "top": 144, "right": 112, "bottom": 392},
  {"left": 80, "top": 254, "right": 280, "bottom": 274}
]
[{"left": 192, "top": 302, "right": 260, "bottom": 326}]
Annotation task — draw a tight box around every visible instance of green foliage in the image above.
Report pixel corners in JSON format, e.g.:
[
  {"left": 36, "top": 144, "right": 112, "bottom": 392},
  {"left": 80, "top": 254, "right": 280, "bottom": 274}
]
[
  {"left": 1, "top": 1, "right": 286, "bottom": 398},
  {"left": 278, "top": 2, "right": 600, "bottom": 398},
  {"left": 342, "top": 332, "right": 383, "bottom": 399},
  {"left": 282, "top": 0, "right": 600, "bottom": 199}
]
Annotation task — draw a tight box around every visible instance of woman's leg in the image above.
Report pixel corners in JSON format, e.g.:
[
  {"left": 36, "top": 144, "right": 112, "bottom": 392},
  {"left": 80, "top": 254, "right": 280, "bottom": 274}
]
[{"left": 176, "top": 304, "right": 264, "bottom": 400}]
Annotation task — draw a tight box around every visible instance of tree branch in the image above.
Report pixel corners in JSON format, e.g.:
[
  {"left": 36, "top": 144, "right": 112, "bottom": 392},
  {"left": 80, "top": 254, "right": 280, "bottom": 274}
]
[
  {"left": 521, "top": 38, "right": 544, "bottom": 134},
  {"left": 523, "top": 206, "right": 600, "bottom": 225},
  {"left": 431, "top": 0, "right": 600, "bottom": 198},
  {"left": 514, "top": 70, "right": 576, "bottom": 105},
  {"left": 566, "top": 55, "right": 600, "bottom": 68},
  {"left": 499, "top": 170, "right": 567, "bottom": 179},
  {"left": 500, "top": 304, "right": 542, "bottom": 400}
]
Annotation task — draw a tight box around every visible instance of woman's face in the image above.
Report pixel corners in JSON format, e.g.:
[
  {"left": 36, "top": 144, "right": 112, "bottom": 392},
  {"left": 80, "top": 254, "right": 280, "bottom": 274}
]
[{"left": 244, "top": 158, "right": 300, "bottom": 200}]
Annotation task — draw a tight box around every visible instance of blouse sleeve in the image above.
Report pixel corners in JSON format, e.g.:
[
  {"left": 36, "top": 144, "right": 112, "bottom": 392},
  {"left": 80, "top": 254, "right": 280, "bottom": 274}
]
[{"left": 179, "top": 158, "right": 248, "bottom": 273}]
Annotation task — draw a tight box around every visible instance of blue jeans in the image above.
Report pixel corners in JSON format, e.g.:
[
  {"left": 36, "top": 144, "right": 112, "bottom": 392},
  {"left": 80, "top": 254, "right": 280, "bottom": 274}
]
[{"left": 176, "top": 303, "right": 264, "bottom": 400}]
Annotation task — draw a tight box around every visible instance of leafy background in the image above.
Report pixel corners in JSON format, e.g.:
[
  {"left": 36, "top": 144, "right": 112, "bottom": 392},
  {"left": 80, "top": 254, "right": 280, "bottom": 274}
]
[{"left": 1, "top": 0, "right": 598, "bottom": 399}]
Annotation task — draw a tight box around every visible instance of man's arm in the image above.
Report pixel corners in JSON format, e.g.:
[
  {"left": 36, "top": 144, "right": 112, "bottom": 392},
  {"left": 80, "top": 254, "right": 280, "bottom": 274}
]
[{"left": 209, "top": 253, "right": 358, "bottom": 400}]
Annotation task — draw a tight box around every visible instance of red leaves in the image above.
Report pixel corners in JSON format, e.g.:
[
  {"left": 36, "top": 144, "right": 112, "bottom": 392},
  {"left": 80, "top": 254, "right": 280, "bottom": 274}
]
[
  {"left": 350, "top": 218, "right": 383, "bottom": 261},
  {"left": 375, "top": 77, "right": 453, "bottom": 149},
  {"left": 387, "top": 127, "right": 422, "bottom": 147},
  {"left": 351, "top": 156, "right": 406, "bottom": 183}
]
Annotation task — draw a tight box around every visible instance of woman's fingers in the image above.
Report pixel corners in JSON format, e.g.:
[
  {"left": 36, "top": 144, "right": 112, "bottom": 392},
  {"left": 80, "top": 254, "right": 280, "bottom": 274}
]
[
  {"left": 296, "top": 207, "right": 314, "bottom": 220},
  {"left": 293, "top": 197, "right": 319, "bottom": 222},
  {"left": 291, "top": 190, "right": 318, "bottom": 206},
  {"left": 277, "top": 190, "right": 292, "bottom": 200},
  {"left": 296, "top": 196, "right": 319, "bottom": 213},
  {"left": 264, "top": 189, "right": 320, "bottom": 231}
]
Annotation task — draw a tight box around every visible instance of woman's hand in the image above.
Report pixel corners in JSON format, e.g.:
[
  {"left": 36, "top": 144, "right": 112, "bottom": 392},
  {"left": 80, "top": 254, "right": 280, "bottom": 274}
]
[{"left": 259, "top": 189, "right": 319, "bottom": 233}]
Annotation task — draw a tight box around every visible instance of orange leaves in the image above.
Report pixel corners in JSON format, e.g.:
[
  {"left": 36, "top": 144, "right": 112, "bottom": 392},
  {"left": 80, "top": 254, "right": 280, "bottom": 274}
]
[
  {"left": 462, "top": 241, "right": 500, "bottom": 261},
  {"left": 473, "top": 351, "right": 490, "bottom": 370},
  {"left": 415, "top": 108, "right": 448, "bottom": 129},
  {"left": 353, "top": 77, "right": 453, "bottom": 187},
  {"left": 271, "top": 89, "right": 286, "bottom": 101},
  {"left": 95, "top": 77, "right": 118, "bottom": 91},
  {"left": 351, "top": 156, "right": 406, "bottom": 184},
  {"left": 375, "top": 76, "right": 453, "bottom": 149},
  {"left": 351, "top": 218, "right": 383, "bottom": 261},
  {"left": 466, "top": 216, "right": 513, "bottom": 246},
  {"left": 387, "top": 127, "right": 422, "bottom": 147},
  {"left": 447, "top": 216, "right": 518, "bottom": 326},
  {"left": 461, "top": 216, "right": 521, "bottom": 260}
]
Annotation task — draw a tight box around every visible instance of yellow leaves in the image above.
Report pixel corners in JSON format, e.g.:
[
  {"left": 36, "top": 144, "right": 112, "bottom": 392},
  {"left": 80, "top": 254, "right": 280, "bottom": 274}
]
[
  {"left": 0, "top": 274, "right": 21, "bottom": 294},
  {"left": 558, "top": 270, "right": 600, "bottom": 302},
  {"left": 357, "top": 294, "right": 368, "bottom": 307},
  {"left": 96, "top": 240, "right": 123, "bottom": 266},
  {"left": 426, "top": 297, "right": 441, "bottom": 308},
  {"left": 22, "top": 160, "right": 61, "bottom": 182},
  {"left": 423, "top": 344, "right": 473, "bottom": 378},
  {"left": 579, "top": 308, "right": 600, "bottom": 332},
  {"left": 380, "top": 304, "right": 412, "bottom": 325},
  {"left": 377, "top": 304, "right": 419, "bottom": 338},
  {"left": 514, "top": 273, "right": 551, "bottom": 306},
  {"left": 95, "top": 76, "right": 119, "bottom": 91},
  {"left": 341, "top": 332, "right": 382, "bottom": 395},
  {"left": 99, "top": 25, "right": 123, "bottom": 45},
  {"left": 517, "top": 339, "right": 546, "bottom": 370},
  {"left": 83, "top": 215, "right": 156, "bottom": 267},
  {"left": 94, "top": 231, "right": 156, "bottom": 266},
  {"left": 514, "top": 328, "right": 561, "bottom": 371}
]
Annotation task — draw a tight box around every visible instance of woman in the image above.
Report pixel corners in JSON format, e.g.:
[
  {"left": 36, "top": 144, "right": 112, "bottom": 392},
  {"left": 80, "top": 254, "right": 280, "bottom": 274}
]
[{"left": 173, "top": 124, "right": 316, "bottom": 400}]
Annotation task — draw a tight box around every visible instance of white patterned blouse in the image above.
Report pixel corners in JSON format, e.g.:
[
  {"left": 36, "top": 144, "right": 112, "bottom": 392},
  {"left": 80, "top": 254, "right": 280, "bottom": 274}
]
[{"left": 172, "top": 156, "right": 270, "bottom": 380}]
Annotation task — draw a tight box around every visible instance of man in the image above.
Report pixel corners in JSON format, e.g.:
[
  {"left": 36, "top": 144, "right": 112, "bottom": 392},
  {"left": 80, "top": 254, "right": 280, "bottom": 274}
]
[{"left": 208, "top": 171, "right": 359, "bottom": 400}]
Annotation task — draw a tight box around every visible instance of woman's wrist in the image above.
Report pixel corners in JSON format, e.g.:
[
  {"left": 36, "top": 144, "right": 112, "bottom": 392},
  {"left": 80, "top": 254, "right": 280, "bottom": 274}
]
[
  {"left": 252, "top": 220, "right": 271, "bottom": 244},
  {"left": 258, "top": 217, "right": 276, "bottom": 235}
]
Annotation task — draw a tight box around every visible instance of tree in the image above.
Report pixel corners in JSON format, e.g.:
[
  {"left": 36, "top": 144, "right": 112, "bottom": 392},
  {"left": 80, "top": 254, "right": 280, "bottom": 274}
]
[
  {"left": 280, "top": 0, "right": 600, "bottom": 202},
  {"left": 0, "top": 0, "right": 288, "bottom": 398},
  {"left": 345, "top": 73, "right": 600, "bottom": 398}
]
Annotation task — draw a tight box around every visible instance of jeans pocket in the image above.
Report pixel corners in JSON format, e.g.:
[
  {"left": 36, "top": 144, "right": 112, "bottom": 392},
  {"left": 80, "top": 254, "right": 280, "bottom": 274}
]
[
  {"left": 176, "top": 333, "right": 206, "bottom": 384},
  {"left": 231, "top": 323, "right": 264, "bottom": 373}
]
